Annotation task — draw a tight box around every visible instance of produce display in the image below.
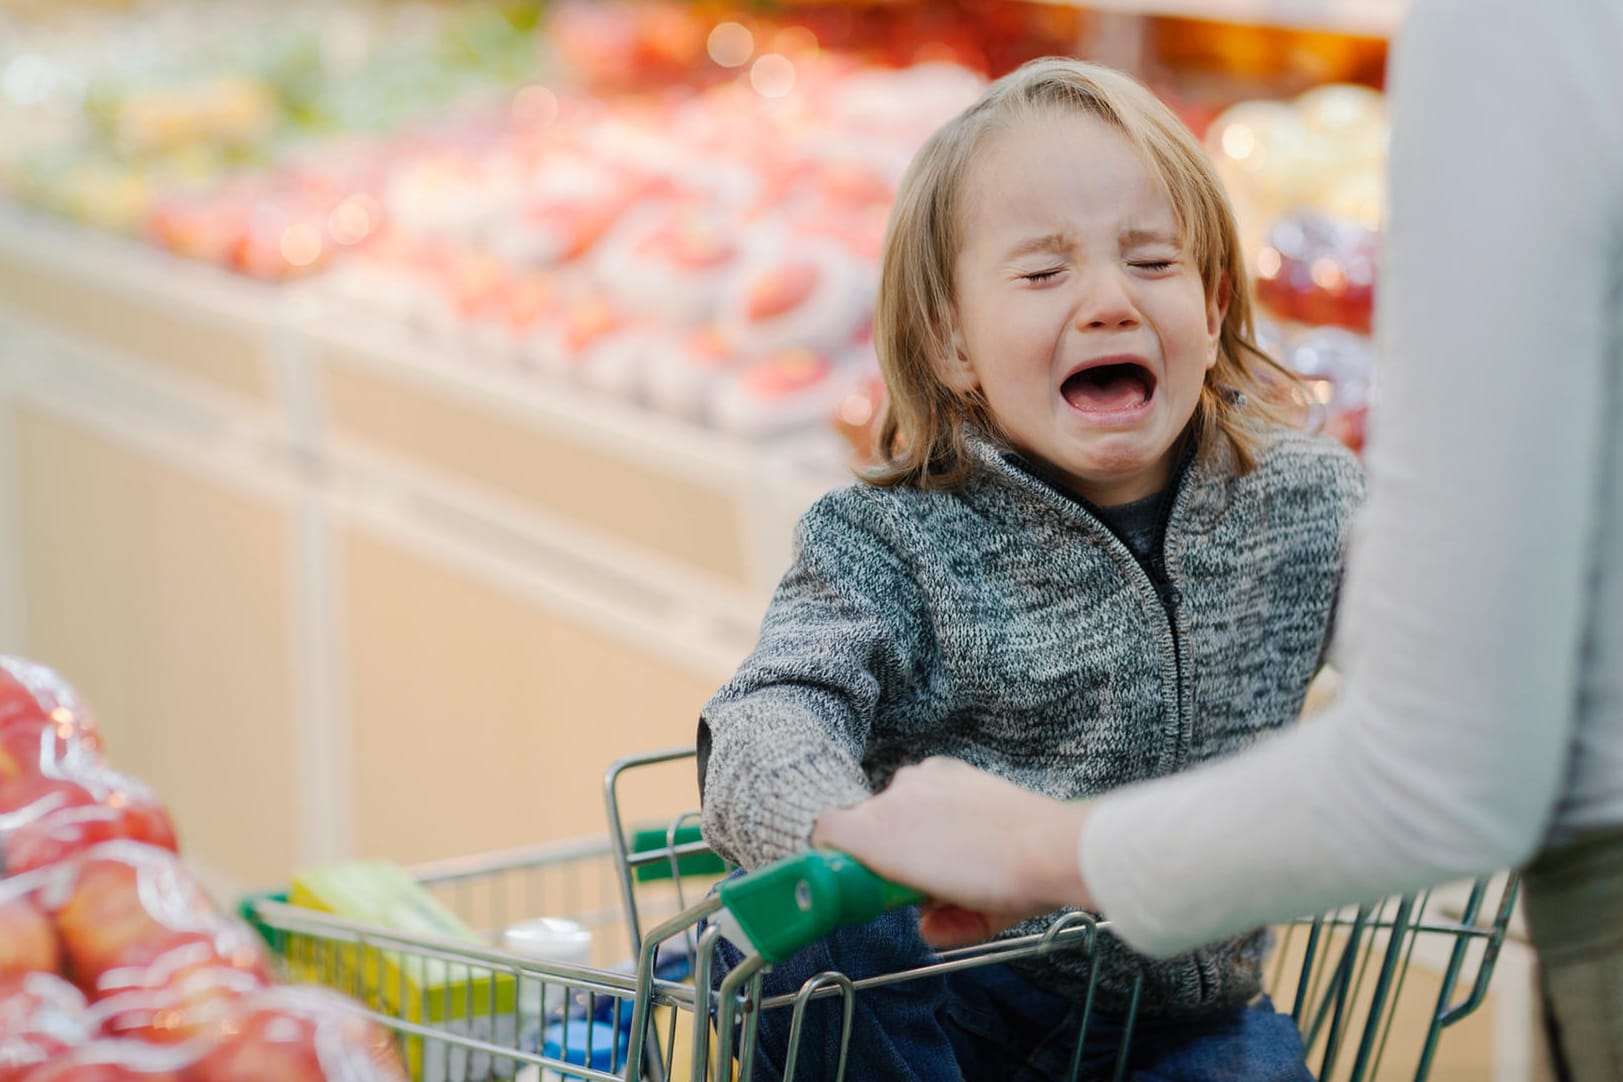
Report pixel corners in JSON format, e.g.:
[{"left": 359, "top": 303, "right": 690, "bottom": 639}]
[
  {"left": 0, "top": 657, "right": 406, "bottom": 1081},
  {"left": 0, "top": 1, "right": 1386, "bottom": 453},
  {"left": 313, "top": 55, "right": 975, "bottom": 439},
  {"left": 0, "top": 0, "right": 548, "bottom": 236}
]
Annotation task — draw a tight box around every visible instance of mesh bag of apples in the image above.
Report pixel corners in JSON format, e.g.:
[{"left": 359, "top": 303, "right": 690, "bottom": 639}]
[{"left": 0, "top": 656, "right": 407, "bottom": 1081}]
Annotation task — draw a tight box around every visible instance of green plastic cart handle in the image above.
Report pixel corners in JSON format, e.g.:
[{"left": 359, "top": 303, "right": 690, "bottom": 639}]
[{"left": 716, "top": 849, "right": 927, "bottom": 964}]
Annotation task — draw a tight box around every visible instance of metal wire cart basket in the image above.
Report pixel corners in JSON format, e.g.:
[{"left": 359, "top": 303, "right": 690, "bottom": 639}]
[{"left": 241, "top": 748, "right": 1519, "bottom": 1082}]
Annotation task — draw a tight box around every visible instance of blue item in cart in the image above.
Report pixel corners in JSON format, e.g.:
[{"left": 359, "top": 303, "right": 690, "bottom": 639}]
[
  {"left": 543, "top": 1020, "right": 631, "bottom": 1079},
  {"left": 580, "top": 941, "right": 692, "bottom": 1035},
  {"left": 588, "top": 991, "right": 636, "bottom": 1034}
]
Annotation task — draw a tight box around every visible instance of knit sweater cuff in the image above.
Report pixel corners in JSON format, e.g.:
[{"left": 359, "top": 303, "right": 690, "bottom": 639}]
[{"left": 706, "top": 750, "right": 872, "bottom": 869}]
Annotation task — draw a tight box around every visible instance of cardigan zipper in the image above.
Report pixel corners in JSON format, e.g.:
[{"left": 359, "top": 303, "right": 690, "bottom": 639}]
[
  {"left": 1141, "top": 444, "right": 1195, "bottom": 771},
  {"left": 1000, "top": 442, "right": 1195, "bottom": 769}
]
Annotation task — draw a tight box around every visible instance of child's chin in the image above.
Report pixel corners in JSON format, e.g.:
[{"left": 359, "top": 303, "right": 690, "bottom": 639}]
[
  {"left": 1062, "top": 446, "right": 1176, "bottom": 497},
  {"left": 1071, "top": 435, "right": 1166, "bottom": 473}
]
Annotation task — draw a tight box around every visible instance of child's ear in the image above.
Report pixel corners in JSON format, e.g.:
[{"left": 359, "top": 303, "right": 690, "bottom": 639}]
[
  {"left": 1205, "top": 274, "right": 1231, "bottom": 369},
  {"left": 941, "top": 320, "right": 980, "bottom": 392}
]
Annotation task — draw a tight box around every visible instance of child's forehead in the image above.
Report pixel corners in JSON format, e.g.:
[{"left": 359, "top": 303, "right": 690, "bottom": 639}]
[
  {"left": 958, "top": 119, "right": 1184, "bottom": 241},
  {"left": 966, "top": 113, "right": 1171, "bottom": 195}
]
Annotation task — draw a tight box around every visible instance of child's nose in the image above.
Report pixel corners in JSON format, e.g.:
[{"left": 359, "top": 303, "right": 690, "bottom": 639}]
[{"left": 1073, "top": 270, "right": 1140, "bottom": 330}]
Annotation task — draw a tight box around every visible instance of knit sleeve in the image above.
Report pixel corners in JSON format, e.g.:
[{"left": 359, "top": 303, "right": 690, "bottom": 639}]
[{"left": 699, "top": 486, "right": 929, "bottom": 869}]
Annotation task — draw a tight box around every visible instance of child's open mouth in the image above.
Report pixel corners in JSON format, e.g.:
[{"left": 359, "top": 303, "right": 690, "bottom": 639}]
[{"left": 1060, "top": 359, "right": 1157, "bottom": 416}]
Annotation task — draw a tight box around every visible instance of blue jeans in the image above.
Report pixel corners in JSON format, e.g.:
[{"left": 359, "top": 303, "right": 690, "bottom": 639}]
[{"left": 709, "top": 906, "right": 1311, "bottom": 1082}]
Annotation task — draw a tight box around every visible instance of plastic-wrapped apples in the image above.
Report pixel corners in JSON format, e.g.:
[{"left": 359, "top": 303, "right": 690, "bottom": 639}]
[
  {"left": 0, "top": 654, "right": 404, "bottom": 1082},
  {"left": 44, "top": 842, "right": 270, "bottom": 997},
  {"left": 593, "top": 201, "right": 746, "bottom": 326},
  {"left": 0, "top": 876, "right": 60, "bottom": 981},
  {"left": 717, "top": 237, "right": 872, "bottom": 358},
  {"left": 0, "top": 658, "right": 103, "bottom": 783},
  {"left": 0, "top": 766, "right": 179, "bottom": 877},
  {"left": 0, "top": 972, "right": 94, "bottom": 1082},
  {"left": 713, "top": 337, "right": 876, "bottom": 440}
]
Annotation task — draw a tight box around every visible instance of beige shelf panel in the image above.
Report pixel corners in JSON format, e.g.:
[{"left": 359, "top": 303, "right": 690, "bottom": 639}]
[
  {"left": 315, "top": 335, "right": 755, "bottom": 588},
  {"left": 10, "top": 404, "right": 298, "bottom": 889},
  {"left": 0, "top": 210, "right": 280, "bottom": 406},
  {"left": 342, "top": 527, "right": 715, "bottom": 866}
]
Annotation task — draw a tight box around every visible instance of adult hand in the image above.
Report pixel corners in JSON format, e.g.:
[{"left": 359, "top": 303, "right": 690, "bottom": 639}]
[{"left": 811, "top": 757, "right": 1096, "bottom": 948}]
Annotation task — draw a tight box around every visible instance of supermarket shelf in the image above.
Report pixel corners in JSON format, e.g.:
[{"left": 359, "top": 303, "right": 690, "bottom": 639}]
[
  {"left": 319, "top": 415, "right": 771, "bottom": 652},
  {"left": 0, "top": 309, "right": 290, "bottom": 484},
  {"left": 1038, "top": 0, "right": 1407, "bottom": 35},
  {"left": 0, "top": 206, "right": 294, "bottom": 408},
  {"left": 330, "top": 459, "right": 757, "bottom": 686},
  {"left": 296, "top": 302, "right": 847, "bottom": 596},
  {"left": 298, "top": 304, "right": 765, "bottom": 494},
  {"left": 0, "top": 204, "right": 847, "bottom": 600},
  {"left": 1, "top": 299, "right": 789, "bottom": 669}
]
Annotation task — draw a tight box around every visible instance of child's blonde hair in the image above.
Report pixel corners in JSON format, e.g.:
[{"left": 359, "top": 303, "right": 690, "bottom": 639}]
[{"left": 867, "top": 57, "right": 1303, "bottom": 490}]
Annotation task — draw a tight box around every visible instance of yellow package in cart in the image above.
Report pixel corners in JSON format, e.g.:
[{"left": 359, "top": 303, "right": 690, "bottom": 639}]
[{"left": 290, "top": 861, "right": 517, "bottom": 1082}]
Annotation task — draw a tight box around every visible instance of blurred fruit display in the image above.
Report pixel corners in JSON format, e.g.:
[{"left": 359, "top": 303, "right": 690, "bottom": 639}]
[{"left": 0, "top": 2, "right": 1388, "bottom": 457}]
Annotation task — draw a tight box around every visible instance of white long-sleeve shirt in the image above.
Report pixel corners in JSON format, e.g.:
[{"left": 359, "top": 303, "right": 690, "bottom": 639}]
[{"left": 1082, "top": 0, "right": 1623, "bottom": 957}]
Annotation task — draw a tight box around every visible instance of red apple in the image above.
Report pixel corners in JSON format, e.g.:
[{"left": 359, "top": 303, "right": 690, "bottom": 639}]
[
  {"left": 48, "top": 843, "right": 264, "bottom": 994},
  {"left": 742, "top": 350, "right": 834, "bottom": 397},
  {"left": 1325, "top": 403, "right": 1369, "bottom": 456},
  {"left": 0, "top": 714, "right": 103, "bottom": 784},
  {"left": 3, "top": 771, "right": 178, "bottom": 876},
  {"left": 187, "top": 986, "right": 406, "bottom": 1082},
  {"left": 0, "top": 722, "right": 43, "bottom": 782},
  {"left": 0, "top": 972, "right": 94, "bottom": 1082},
  {"left": 91, "top": 964, "right": 266, "bottom": 1045},
  {"left": 0, "top": 879, "right": 60, "bottom": 978},
  {"left": 0, "top": 657, "right": 99, "bottom": 742},
  {"left": 0, "top": 772, "right": 97, "bottom": 832}
]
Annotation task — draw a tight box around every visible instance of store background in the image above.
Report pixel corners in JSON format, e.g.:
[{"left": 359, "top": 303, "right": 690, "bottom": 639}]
[{"left": 0, "top": 1, "right": 1541, "bottom": 1076}]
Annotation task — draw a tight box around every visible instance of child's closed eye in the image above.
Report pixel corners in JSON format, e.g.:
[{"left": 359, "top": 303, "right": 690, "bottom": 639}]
[{"left": 1021, "top": 268, "right": 1065, "bottom": 283}]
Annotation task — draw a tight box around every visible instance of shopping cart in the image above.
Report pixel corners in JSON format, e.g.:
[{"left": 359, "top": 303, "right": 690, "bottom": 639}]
[{"left": 241, "top": 747, "right": 1520, "bottom": 1082}]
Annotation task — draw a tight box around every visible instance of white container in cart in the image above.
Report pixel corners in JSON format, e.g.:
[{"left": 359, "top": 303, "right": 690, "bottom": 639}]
[{"left": 502, "top": 917, "right": 594, "bottom": 1024}]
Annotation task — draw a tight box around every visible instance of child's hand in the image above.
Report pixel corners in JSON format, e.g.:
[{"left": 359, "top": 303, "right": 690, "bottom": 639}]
[
  {"left": 916, "top": 901, "right": 1027, "bottom": 948},
  {"left": 811, "top": 757, "right": 1096, "bottom": 948}
]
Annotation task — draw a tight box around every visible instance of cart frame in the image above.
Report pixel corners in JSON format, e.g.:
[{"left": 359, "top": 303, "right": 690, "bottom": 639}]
[{"left": 243, "top": 748, "right": 1520, "bottom": 1082}]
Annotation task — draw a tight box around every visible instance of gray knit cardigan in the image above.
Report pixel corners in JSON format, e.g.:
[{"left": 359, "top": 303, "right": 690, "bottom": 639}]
[{"left": 700, "top": 426, "right": 1365, "bottom": 1014}]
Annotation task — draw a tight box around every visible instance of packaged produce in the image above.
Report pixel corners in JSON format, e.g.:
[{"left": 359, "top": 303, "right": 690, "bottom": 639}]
[{"left": 0, "top": 972, "right": 94, "bottom": 1082}]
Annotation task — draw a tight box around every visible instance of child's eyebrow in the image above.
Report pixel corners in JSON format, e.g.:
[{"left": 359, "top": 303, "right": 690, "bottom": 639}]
[
  {"left": 1120, "top": 227, "right": 1180, "bottom": 248},
  {"left": 1003, "top": 232, "right": 1073, "bottom": 260}
]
